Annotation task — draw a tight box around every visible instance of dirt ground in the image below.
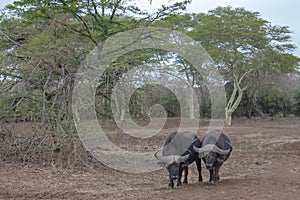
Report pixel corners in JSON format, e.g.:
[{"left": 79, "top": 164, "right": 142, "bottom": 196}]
[{"left": 0, "top": 117, "right": 300, "bottom": 200}]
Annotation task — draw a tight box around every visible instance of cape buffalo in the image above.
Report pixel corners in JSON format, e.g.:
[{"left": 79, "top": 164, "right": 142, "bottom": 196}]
[
  {"left": 193, "top": 130, "right": 232, "bottom": 184},
  {"left": 154, "top": 131, "right": 203, "bottom": 188}
]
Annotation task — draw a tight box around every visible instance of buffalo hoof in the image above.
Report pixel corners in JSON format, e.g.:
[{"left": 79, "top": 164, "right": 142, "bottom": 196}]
[
  {"left": 168, "top": 183, "right": 174, "bottom": 189},
  {"left": 209, "top": 181, "right": 218, "bottom": 185}
]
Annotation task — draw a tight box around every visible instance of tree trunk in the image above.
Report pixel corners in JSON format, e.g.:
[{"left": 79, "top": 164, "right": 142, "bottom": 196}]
[
  {"left": 224, "top": 69, "right": 254, "bottom": 126},
  {"left": 224, "top": 82, "right": 244, "bottom": 126},
  {"left": 225, "top": 109, "right": 232, "bottom": 126},
  {"left": 189, "top": 86, "right": 195, "bottom": 120},
  {"left": 120, "top": 109, "right": 125, "bottom": 122}
]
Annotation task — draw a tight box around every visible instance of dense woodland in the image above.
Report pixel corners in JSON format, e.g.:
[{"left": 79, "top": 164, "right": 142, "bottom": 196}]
[{"left": 0, "top": 0, "right": 299, "bottom": 166}]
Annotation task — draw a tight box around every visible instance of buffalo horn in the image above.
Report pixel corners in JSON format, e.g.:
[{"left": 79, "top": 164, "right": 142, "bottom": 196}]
[
  {"left": 193, "top": 144, "right": 231, "bottom": 158},
  {"left": 212, "top": 145, "right": 231, "bottom": 154},
  {"left": 154, "top": 149, "right": 190, "bottom": 164}
]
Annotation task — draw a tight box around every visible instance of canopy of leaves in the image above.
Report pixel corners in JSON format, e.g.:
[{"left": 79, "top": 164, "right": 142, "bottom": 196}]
[{"left": 187, "top": 7, "right": 299, "bottom": 80}]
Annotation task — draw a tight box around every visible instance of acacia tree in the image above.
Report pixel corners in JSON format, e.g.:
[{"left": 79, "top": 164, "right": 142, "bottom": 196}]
[
  {"left": 2, "top": 0, "right": 192, "bottom": 109},
  {"left": 189, "top": 7, "right": 299, "bottom": 126},
  {"left": 0, "top": 0, "right": 192, "bottom": 163}
]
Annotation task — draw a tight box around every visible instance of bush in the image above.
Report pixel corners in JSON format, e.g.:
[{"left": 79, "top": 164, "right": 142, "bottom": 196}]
[
  {"left": 294, "top": 89, "right": 300, "bottom": 116},
  {"left": 257, "top": 87, "right": 293, "bottom": 116}
]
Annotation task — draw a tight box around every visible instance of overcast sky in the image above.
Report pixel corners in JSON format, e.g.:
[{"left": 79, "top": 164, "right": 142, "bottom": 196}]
[{"left": 1, "top": 0, "right": 299, "bottom": 56}]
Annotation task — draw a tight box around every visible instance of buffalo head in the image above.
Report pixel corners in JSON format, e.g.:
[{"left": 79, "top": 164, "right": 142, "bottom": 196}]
[
  {"left": 193, "top": 144, "right": 231, "bottom": 169},
  {"left": 154, "top": 150, "right": 189, "bottom": 180}
]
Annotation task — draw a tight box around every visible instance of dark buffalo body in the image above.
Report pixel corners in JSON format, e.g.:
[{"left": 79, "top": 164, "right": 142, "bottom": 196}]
[
  {"left": 155, "top": 131, "right": 203, "bottom": 188},
  {"left": 194, "top": 130, "right": 232, "bottom": 183}
]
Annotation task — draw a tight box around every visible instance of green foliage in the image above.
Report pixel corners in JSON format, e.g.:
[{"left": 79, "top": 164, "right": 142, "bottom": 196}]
[
  {"left": 186, "top": 6, "right": 299, "bottom": 125},
  {"left": 152, "top": 13, "right": 194, "bottom": 32},
  {"left": 157, "top": 89, "right": 180, "bottom": 117},
  {"left": 294, "top": 89, "right": 300, "bottom": 116},
  {"left": 127, "top": 85, "right": 180, "bottom": 118},
  {"left": 188, "top": 6, "right": 299, "bottom": 80},
  {"left": 257, "top": 87, "right": 294, "bottom": 117},
  {"left": 199, "top": 100, "right": 211, "bottom": 118},
  {"left": 0, "top": 0, "right": 192, "bottom": 165}
]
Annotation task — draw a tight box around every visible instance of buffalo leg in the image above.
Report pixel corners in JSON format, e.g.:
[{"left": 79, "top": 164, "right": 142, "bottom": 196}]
[
  {"left": 183, "top": 167, "right": 188, "bottom": 184},
  {"left": 209, "top": 169, "right": 214, "bottom": 182},
  {"left": 213, "top": 162, "right": 223, "bottom": 183},
  {"left": 213, "top": 167, "right": 220, "bottom": 182},
  {"left": 177, "top": 167, "right": 184, "bottom": 186},
  {"left": 195, "top": 158, "right": 203, "bottom": 183},
  {"left": 168, "top": 177, "right": 174, "bottom": 188}
]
